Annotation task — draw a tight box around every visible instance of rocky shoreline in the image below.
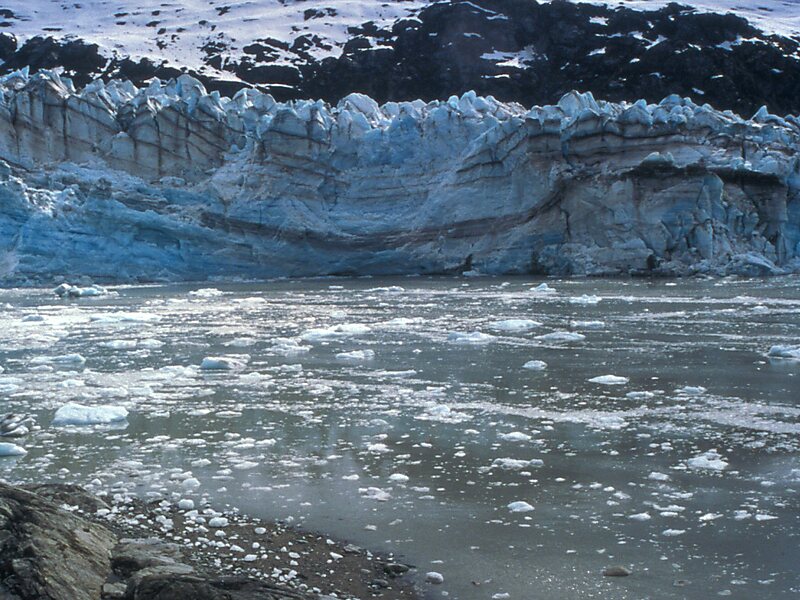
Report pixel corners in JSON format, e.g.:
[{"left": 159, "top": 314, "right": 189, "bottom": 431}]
[{"left": 0, "top": 482, "right": 420, "bottom": 600}]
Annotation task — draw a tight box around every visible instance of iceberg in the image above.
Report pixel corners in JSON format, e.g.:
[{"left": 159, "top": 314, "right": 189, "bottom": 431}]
[{"left": 52, "top": 403, "right": 129, "bottom": 425}]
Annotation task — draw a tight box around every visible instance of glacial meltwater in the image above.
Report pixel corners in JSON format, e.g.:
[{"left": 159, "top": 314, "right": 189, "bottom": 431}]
[{"left": 1, "top": 277, "right": 799, "bottom": 599}]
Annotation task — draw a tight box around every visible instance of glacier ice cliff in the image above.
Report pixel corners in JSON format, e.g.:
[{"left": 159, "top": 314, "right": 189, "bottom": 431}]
[{"left": 0, "top": 69, "right": 799, "bottom": 281}]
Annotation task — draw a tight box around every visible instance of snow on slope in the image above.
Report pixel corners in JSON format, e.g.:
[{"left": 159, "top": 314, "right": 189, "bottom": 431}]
[
  {"left": 2, "top": 0, "right": 798, "bottom": 82},
  {"left": 559, "top": 0, "right": 800, "bottom": 39},
  {"left": 1, "top": 0, "right": 428, "bottom": 76}
]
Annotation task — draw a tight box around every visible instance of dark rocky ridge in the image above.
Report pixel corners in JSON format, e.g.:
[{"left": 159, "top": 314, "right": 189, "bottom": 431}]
[{"left": 1, "top": 0, "right": 799, "bottom": 117}]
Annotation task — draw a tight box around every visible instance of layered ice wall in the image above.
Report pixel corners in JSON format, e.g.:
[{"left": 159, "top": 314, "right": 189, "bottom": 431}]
[{"left": 0, "top": 69, "right": 799, "bottom": 281}]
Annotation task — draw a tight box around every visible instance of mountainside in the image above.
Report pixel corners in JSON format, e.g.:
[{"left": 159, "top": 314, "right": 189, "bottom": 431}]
[
  {"left": 0, "top": 69, "right": 798, "bottom": 281},
  {"left": 1, "top": 0, "right": 800, "bottom": 117}
]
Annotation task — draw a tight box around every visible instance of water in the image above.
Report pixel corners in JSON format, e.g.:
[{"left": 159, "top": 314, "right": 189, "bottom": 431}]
[{"left": 1, "top": 276, "right": 799, "bottom": 599}]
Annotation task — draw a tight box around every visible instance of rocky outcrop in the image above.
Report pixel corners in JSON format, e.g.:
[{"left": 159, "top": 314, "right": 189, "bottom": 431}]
[
  {"left": 0, "top": 69, "right": 799, "bottom": 280},
  {"left": 0, "top": 483, "right": 116, "bottom": 600},
  {"left": 0, "top": 483, "right": 311, "bottom": 600}
]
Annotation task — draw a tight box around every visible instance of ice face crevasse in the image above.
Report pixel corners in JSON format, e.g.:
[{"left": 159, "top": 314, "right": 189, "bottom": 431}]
[{"left": 0, "top": 69, "right": 799, "bottom": 281}]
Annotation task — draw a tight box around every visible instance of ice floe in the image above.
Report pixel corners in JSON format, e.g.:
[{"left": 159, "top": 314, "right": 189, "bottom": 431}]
[
  {"left": 447, "top": 331, "right": 496, "bottom": 344},
  {"left": 522, "top": 360, "right": 547, "bottom": 371},
  {"left": 52, "top": 403, "right": 129, "bottom": 426},
  {"left": 588, "top": 375, "right": 629, "bottom": 385}
]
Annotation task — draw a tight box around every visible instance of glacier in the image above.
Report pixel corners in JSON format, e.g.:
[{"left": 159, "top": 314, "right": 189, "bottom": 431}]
[{"left": 0, "top": 68, "right": 799, "bottom": 281}]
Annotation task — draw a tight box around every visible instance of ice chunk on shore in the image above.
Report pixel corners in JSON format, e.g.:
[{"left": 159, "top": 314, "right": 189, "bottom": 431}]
[
  {"left": 490, "top": 319, "right": 541, "bottom": 332},
  {"left": 52, "top": 403, "right": 128, "bottom": 425},
  {"left": 588, "top": 375, "right": 629, "bottom": 385},
  {"left": 336, "top": 349, "right": 375, "bottom": 362},
  {"left": 522, "top": 360, "right": 547, "bottom": 371},
  {"left": 687, "top": 449, "right": 728, "bottom": 471},
  {"left": 0, "top": 442, "right": 27, "bottom": 456},
  {"left": 508, "top": 501, "right": 535, "bottom": 513},
  {"left": 448, "top": 331, "right": 495, "bottom": 344},
  {"left": 200, "top": 355, "right": 249, "bottom": 370},
  {"left": 768, "top": 345, "right": 800, "bottom": 360}
]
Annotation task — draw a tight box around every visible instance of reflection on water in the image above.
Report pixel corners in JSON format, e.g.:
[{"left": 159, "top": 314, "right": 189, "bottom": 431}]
[{"left": 1, "top": 276, "right": 799, "bottom": 599}]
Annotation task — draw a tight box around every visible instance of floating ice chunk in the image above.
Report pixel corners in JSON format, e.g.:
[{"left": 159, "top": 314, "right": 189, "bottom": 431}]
[
  {"left": 200, "top": 355, "right": 249, "bottom": 370},
  {"left": 301, "top": 323, "right": 371, "bottom": 341},
  {"left": 360, "top": 487, "right": 391, "bottom": 502},
  {"left": 381, "top": 317, "right": 423, "bottom": 328},
  {"left": 522, "top": 360, "right": 547, "bottom": 371},
  {"left": 0, "top": 442, "right": 26, "bottom": 456},
  {"left": 491, "top": 458, "right": 543, "bottom": 470},
  {"left": 389, "top": 473, "right": 410, "bottom": 483},
  {"left": 336, "top": 349, "right": 375, "bottom": 362},
  {"left": 189, "top": 288, "right": 225, "bottom": 298},
  {"left": 54, "top": 283, "right": 108, "bottom": 298},
  {"left": 687, "top": 449, "right": 728, "bottom": 471},
  {"left": 588, "top": 375, "right": 629, "bottom": 385},
  {"left": 628, "top": 512, "right": 651, "bottom": 521},
  {"left": 675, "top": 386, "right": 707, "bottom": 395},
  {"left": 661, "top": 529, "right": 685, "bottom": 536},
  {"left": 755, "top": 513, "right": 778, "bottom": 521},
  {"left": 447, "top": 331, "right": 495, "bottom": 344},
  {"left": 535, "top": 331, "right": 585, "bottom": 343},
  {"left": 139, "top": 338, "right": 164, "bottom": 349},
  {"left": 52, "top": 402, "right": 128, "bottom": 425},
  {"left": 101, "top": 339, "right": 138, "bottom": 350},
  {"left": 571, "top": 320, "right": 605, "bottom": 329},
  {"left": 648, "top": 471, "right": 670, "bottom": 482},
  {"left": 699, "top": 512, "right": 723, "bottom": 522},
  {"left": 270, "top": 338, "right": 311, "bottom": 355},
  {"left": 367, "top": 443, "right": 390, "bottom": 453},
  {"left": 178, "top": 499, "right": 195, "bottom": 510},
  {"left": 507, "top": 501, "right": 535, "bottom": 513},
  {"left": 182, "top": 478, "right": 201, "bottom": 490},
  {"left": 499, "top": 431, "right": 531, "bottom": 442},
  {"left": 30, "top": 354, "right": 86, "bottom": 367},
  {"left": 569, "top": 294, "right": 601, "bottom": 305},
  {"left": 417, "top": 404, "right": 471, "bottom": 423},
  {"left": 208, "top": 517, "right": 229, "bottom": 528},
  {"left": 626, "top": 391, "right": 655, "bottom": 400},
  {"left": 767, "top": 345, "right": 800, "bottom": 360},
  {"left": 489, "top": 319, "right": 541, "bottom": 332},
  {"left": 531, "top": 283, "right": 555, "bottom": 294},
  {"left": 22, "top": 314, "right": 45, "bottom": 322}
]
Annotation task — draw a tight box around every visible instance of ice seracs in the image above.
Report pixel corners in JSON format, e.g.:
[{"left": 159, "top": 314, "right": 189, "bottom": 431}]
[{"left": 0, "top": 70, "right": 799, "bottom": 281}]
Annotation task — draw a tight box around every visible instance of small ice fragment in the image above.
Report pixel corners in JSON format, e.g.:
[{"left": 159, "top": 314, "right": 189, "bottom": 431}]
[
  {"left": 687, "top": 450, "right": 728, "bottom": 471},
  {"left": 30, "top": 354, "right": 86, "bottom": 367},
  {"left": 359, "top": 487, "right": 391, "bottom": 502},
  {"left": 648, "top": 472, "right": 670, "bottom": 482},
  {"left": 499, "top": 431, "right": 531, "bottom": 442},
  {"left": 626, "top": 391, "right": 655, "bottom": 400},
  {"left": 490, "top": 319, "right": 541, "bottom": 332},
  {"left": 628, "top": 512, "right": 651, "bottom": 521},
  {"left": 522, "top": 360, "right": 547, "bottom": 371},
  {"left": 200, "top": 356, "right": 249, "bottom": 370},
  {"left": 568, "top": 294, "right": 601, "bottom": 305},
  {"left": 531, "top": 283, "right": 555, "bottom": 294},
  {"left": 661, "top": 529, "right": 685, "bottom": 536},
  {"left": 447, "top": 331, "right": 495, "bottom": 344},
  {"left": 535, "top": 331, "right": 585, "bottom": 343},
  {"left": 336, "top": 349, "right": 375, "bottom": 362},
  {"left": 178, "top": 499, "right": 195, "bottom": 510},
  {"left": 588, "top": 375, "right": 629, "bottom": 385},
  {"left": 389, "top": 473, "right": 410, "bottom": 483},
  {"left": 675, "top": 386, "right": 707, "bottom": 395},
  {"left": 491, "top": 458, "right": 543, "bottom": 470},
  {"left": 508, "top": 501, "right": 535, "bottom": 513}
]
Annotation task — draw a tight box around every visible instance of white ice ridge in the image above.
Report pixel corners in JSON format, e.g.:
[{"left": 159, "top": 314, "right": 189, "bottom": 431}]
[{"left": 1, "top": 69, "right": 800, "bottom": 280}]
